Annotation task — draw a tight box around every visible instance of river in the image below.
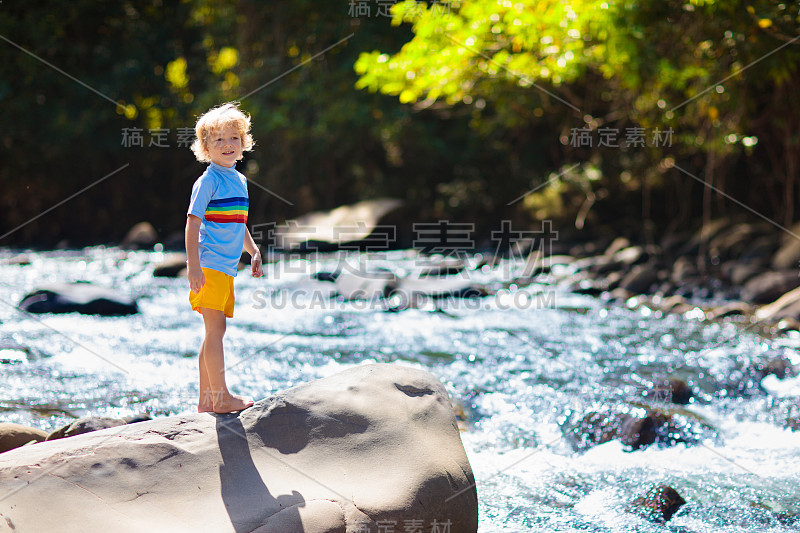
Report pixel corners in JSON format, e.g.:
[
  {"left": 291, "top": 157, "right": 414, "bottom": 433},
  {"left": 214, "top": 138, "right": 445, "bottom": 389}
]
[{"left": 1, "top": 247, "right": 799, "bottom": 532}]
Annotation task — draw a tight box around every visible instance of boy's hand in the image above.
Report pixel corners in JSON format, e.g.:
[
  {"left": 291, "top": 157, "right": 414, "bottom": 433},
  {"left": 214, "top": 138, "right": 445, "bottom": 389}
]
[
  {"left": 251, "top": 251, "right": 263, "bottom": 278},
  {"left": 188, "top": 265, "right": 205, "bottom": 293}
]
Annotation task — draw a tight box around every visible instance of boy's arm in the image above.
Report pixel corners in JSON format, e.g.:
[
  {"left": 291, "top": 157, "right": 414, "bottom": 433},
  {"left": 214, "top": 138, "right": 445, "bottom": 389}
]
[
  {"left": 185, "top": 215, "right": 205, "bottom": 293},
  {"left": 243, "top": 227, "right": 263, "bottom": 278}
]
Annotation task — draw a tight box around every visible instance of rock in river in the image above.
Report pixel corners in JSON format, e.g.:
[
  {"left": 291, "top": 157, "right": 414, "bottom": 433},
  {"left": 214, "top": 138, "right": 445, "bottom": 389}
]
[
  {"left": 0, "top": 364, "right": 478, "bottom": 533},
  {"left": 562, "top": 403, "right": 714, "bottom": 452},
  {"left": 630, "top": 484, "right": 686, "bottom": 522},
  {"left": 18, "top": 283, "right": 138, "bottom": 316}
]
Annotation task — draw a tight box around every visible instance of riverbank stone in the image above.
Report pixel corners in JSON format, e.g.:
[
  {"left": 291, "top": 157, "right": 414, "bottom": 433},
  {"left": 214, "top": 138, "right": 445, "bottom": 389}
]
[
  {"left": 0, "top": 423, "right": 48, "bottom": 454},
  {"left": 46, "top": 416, "right": 128, "bottom": 441},
  {"left": 0, "top": 364, "right": 478, "bottom": 532},
  {"left": 741, "top": 271, "right": 800, "bottom": 304},
  {"left": 120, "top": 221, "right": 158, "bottom": 250}
]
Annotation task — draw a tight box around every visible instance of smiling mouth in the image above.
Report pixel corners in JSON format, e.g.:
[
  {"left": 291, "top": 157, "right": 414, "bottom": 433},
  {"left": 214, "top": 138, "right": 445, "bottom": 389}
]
[{"left": 223, "top": 151, "right": 234, "bottom": 155}]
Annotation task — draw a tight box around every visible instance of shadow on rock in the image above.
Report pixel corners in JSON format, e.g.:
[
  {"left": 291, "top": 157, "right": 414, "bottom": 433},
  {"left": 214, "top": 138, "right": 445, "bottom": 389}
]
[{"left": 216, "top": 413, "right": 306, "bottom": 532}]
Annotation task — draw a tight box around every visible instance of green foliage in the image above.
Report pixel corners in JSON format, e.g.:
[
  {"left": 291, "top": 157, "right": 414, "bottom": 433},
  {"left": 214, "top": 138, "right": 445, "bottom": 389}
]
[
  {"left": 356, "top": 0, "right": 800, "bottom": 229},
  {"left": 1, "top": 1, "right": 799, "bottom": 246}
]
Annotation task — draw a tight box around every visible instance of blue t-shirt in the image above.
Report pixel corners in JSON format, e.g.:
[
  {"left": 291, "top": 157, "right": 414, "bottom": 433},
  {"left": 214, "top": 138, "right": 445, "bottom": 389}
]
[{"left": 187, "top": 162, "right": 249, "bottom": 276}]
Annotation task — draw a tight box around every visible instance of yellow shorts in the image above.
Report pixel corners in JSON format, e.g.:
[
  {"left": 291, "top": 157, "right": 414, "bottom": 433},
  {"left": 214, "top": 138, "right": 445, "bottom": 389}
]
[{"left": 189, "top": 267, "right": 235, "bottom": 318}]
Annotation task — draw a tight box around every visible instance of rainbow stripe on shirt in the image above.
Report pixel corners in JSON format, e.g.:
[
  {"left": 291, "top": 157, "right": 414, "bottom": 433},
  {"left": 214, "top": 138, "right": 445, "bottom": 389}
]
[{"left": 205, "top": 197, "right": 248, "bottom": 224}]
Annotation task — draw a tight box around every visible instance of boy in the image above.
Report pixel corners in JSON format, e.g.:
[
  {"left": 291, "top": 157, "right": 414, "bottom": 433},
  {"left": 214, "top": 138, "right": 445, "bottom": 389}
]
[{"left": 185, "top": 102, "right": 262, "bottom": 413}]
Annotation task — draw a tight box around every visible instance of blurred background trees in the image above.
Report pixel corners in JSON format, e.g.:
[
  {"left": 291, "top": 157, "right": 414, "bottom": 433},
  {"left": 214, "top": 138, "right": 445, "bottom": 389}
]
[{"left": 0, "top": 1, "right": 798, "bottom": 247}]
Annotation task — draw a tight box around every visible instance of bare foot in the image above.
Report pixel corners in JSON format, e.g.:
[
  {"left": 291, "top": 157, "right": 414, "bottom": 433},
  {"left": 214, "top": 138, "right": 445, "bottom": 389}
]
[
  {"left": 198, "top": 403, "right": 214, "bottom": 413},
  {"left": 213, "top": 393, "right": 254, "bottom": 414}
]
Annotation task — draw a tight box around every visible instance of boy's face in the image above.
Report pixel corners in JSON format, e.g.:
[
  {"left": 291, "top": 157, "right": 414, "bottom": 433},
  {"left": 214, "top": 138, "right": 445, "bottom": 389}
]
[{"left": 206, "top": 124, "right": 243, "bottom": 167}]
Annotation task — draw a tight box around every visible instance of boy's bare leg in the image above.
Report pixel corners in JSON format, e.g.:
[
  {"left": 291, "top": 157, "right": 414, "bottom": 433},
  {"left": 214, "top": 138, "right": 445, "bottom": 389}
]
[
  {"left": 197, "top": 340, "right": 214, "bottom": 412},
  {"left": 200, "top": 308, "right": 254, "bottom": 413}
]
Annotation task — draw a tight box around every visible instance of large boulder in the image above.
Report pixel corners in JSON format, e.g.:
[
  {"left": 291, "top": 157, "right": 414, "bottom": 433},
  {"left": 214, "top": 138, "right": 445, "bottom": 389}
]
[
  {"left": 0, "top": 364, "right": 478, "bottom": 533},
  {"left": 0, "top": 423, "right": 48, "bottom": 454},
  {"left": 18, "top": 283, "right": 138, "bottom": 316}
]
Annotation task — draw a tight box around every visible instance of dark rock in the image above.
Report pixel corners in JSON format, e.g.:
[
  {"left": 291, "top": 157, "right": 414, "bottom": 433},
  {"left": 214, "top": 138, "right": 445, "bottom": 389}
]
[
  {"left": 619, "top": 265, "right": 661, "bottom": 294},
  {"left": 643, "top": 378, "right": 694, "bottom": 405},
  {"left": 46, "top": 416, "right": 128, "bottom": 441},
  {"left": 152, "top": 253, "right": 188, "bottom": 278},
  {"left": 562, "top": 403, "right": 713, "bottom": 452},
  {"left": 18, "top": 283, "right": 139, "bottom": 316},
  {"left": 120, "top": 221, "right": 158, "bottom": 250},
  {"left": 631, "top": 484, "right": 687, "bottom": 522},
  {"left": 313, "top": 270, "right": 340, "bottom": 282},
  {"left": 0, "top": 423, "right": 48, "bottom": 453},
  {"left": 0, "top": 364, "right": 478, "bottom": 532},
  {"left": 741, "top": 271, "right": 800, "bottom": 304}
]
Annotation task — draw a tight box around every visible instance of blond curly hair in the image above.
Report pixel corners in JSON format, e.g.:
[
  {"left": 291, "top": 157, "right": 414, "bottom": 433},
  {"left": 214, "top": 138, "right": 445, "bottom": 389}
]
[{"left": 190, "top": 101, "right": 254, "bottom": 163}]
